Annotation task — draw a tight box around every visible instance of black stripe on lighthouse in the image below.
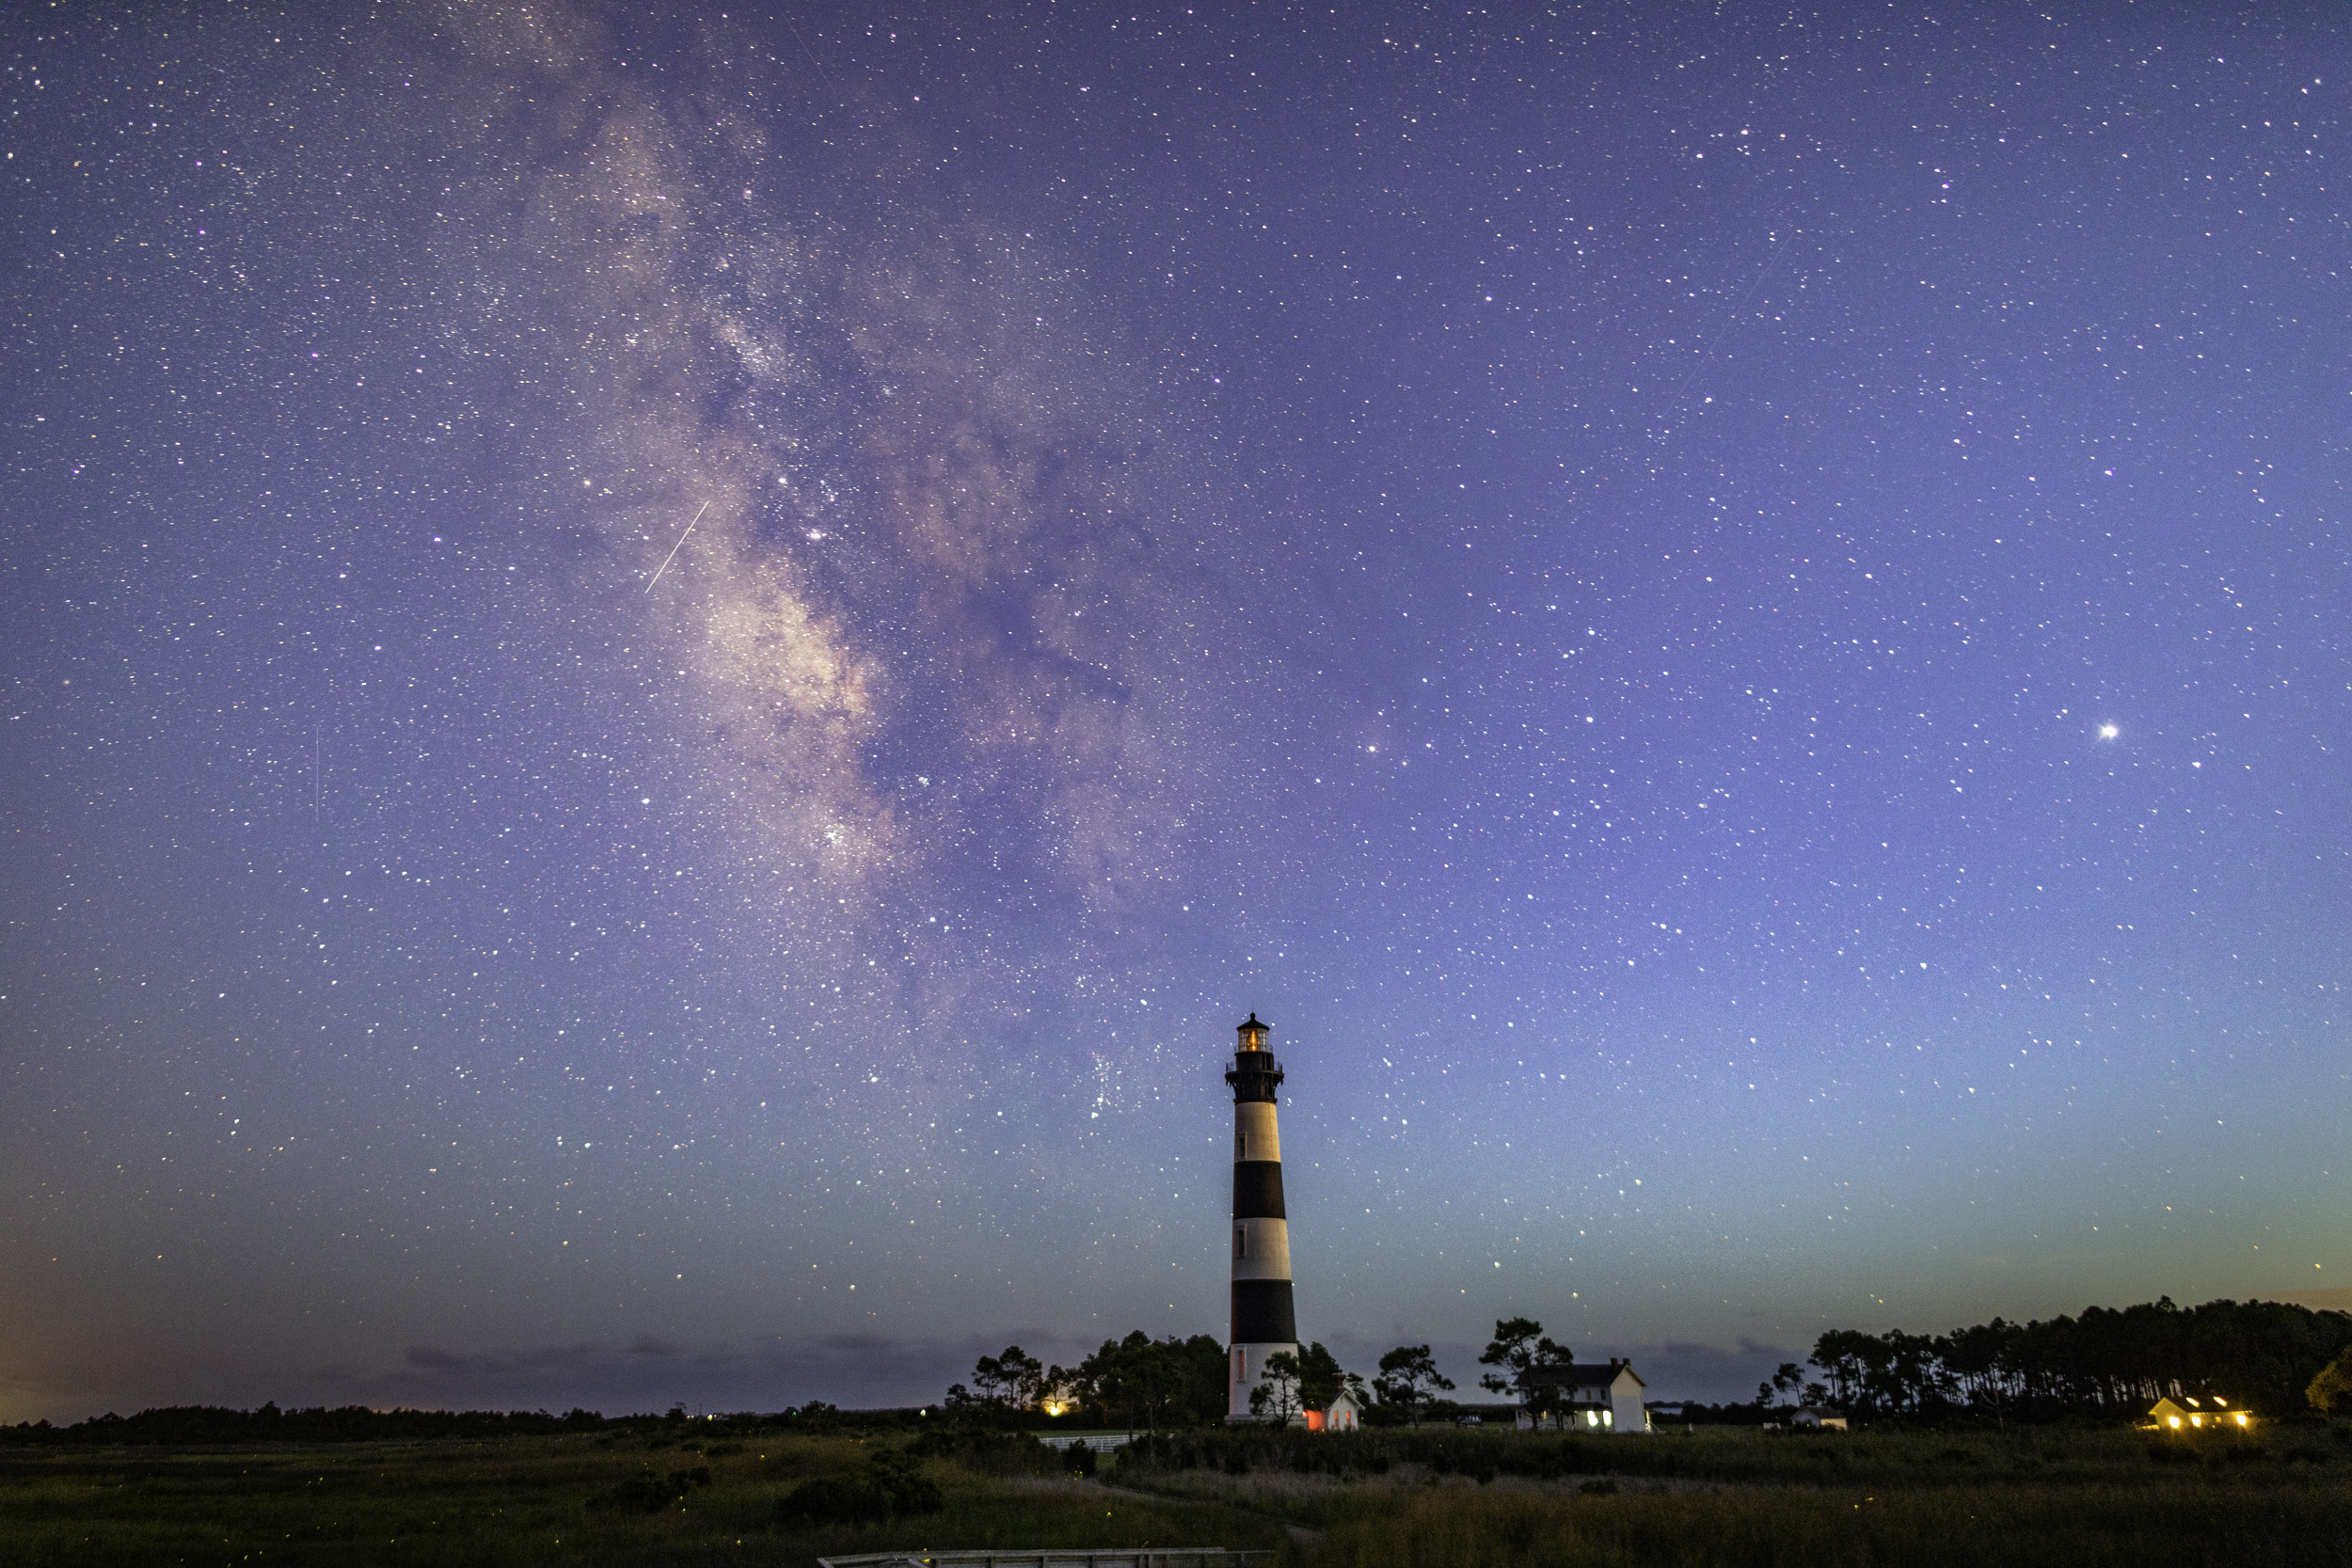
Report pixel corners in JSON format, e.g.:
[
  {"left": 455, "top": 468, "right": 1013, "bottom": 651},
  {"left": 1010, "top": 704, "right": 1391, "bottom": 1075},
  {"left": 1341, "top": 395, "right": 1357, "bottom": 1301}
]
[
  {"left": 1232, "top": 1278, "right": 1296, "bottom": 1344},
  {"left": 1232, "top": 1161, "right": 1286, "bottom": 1219}
]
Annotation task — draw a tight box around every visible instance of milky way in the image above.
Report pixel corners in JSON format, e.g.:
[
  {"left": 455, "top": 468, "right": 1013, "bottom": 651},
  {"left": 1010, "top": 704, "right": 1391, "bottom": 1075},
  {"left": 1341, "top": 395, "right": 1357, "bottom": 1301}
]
[{"left": 4, "top": 2, "right": 2346, "bottom": 1420}]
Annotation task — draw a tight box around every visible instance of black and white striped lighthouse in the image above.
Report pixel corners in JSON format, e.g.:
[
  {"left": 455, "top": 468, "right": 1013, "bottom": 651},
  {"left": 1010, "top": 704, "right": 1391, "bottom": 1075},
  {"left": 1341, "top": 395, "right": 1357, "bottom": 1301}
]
[{"left": 1226, "top": 1012, "right": 1298, "bottom": 1419}]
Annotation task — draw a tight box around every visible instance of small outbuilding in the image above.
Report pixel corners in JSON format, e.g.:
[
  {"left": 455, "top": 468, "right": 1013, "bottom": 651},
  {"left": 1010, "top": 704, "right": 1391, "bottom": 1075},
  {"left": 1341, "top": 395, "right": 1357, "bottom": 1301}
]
[
  {"left": 2148, "top": 1395, "right": 2252, "bottom": 1432},
  {"left": 1298, "top": 1386, "right": 1366, "bottom": 1433},
  {"left": 1789, "top": 1406, "right": 1848, "bottom": 1431}
]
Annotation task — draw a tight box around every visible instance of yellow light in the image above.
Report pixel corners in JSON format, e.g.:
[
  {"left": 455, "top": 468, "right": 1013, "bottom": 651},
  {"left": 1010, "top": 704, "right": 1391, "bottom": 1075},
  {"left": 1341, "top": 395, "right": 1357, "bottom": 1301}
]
[
  {"left": 2168, "top": 1417, "right": 2181, "bottom": 1428},
  {"left": 2235, "top": 1414, "right": 2248, "bottom": 1426}
]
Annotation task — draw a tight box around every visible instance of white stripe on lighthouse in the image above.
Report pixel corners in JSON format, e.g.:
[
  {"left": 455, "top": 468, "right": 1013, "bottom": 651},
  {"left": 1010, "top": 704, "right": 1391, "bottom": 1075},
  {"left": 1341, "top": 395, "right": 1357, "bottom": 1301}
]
[
  {"left": 1234, "top": 1101, "right": 1282, "bottom": 1163},
  {"left": 1232, "top": 1216, "right": 1292, "bottom": 1280}
]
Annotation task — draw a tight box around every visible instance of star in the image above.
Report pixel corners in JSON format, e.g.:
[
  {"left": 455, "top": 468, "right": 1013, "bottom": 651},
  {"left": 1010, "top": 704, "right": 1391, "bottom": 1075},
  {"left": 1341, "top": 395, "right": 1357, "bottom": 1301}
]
[{"left": 2098, "top": 723, "right": 2120, "bottom": 739}]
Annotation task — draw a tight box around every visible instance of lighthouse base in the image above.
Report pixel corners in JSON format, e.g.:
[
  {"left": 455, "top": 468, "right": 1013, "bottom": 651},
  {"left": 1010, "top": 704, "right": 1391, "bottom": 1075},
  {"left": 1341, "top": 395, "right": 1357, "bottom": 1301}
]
[{"left": 1228, "top": 1339, "right": 1302, "bottom": 1421}]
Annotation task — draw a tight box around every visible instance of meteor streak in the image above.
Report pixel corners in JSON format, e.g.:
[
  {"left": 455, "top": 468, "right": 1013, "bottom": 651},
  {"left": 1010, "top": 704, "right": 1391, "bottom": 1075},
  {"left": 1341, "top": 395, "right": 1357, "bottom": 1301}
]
[{"left": 644, "top": 499, "right": 710, "bottom": 593}]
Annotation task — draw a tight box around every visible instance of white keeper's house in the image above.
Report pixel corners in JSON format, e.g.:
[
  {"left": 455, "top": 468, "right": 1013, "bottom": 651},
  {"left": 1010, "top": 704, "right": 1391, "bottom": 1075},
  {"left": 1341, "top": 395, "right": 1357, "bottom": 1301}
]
[{"left": 1519, "top": 1359, "right": 1651, "bottom": 1433}]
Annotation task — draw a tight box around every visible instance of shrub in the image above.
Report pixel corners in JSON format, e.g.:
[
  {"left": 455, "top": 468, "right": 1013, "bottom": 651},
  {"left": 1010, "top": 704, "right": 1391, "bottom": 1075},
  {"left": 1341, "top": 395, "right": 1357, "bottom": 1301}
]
[
  {"left": 775, "top": 1450, "right": 942, "bottom": 1528},
  {"left": 593, "top": 1465, "right": 710, "bottom": 1513},
  {"left": 906, "top": 1428, "right": 1058, "bottom": 1476}
]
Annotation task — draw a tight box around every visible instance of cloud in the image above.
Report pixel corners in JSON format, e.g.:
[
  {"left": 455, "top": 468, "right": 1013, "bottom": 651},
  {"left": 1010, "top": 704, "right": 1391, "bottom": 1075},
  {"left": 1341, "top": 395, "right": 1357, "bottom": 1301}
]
[
  {"left": 401, "top": 1341, "right": 612, "bottom": 1375},
  {"left": 309, "top": 1330, "right": 1035, "bottom": 1415},
  {"left": 1614, "top": 1338, "right": 1797, "bottom": 1403}
]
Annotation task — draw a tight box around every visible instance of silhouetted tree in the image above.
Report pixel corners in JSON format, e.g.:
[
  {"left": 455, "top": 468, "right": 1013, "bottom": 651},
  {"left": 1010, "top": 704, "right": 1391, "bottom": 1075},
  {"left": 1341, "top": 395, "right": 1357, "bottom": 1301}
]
[
  {"left": 1295, "top": 1341, "right": 1361, "bottom": 1412},
  {"left": 1480, "top": 1317, "right": 1575, "bottom": 1423},
  {"left": 972, "top": 1345, "right": 1045, "bottom": 1409},
  {"left": 1249, "top": 1350, "right": 1303, "bottom": 1420},
  {"left": 1375, "top": 1344, "right": 1455, "bottom": 1426},
  {"left": 2306, "top": 1346, "right": 2352, "bottom": 1414}
]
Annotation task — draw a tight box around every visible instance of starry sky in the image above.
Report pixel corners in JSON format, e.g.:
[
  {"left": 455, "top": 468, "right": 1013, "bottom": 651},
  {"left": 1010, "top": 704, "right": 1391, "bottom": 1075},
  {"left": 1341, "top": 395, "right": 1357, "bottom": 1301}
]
[{"left": 4, "top": 1, "right": 2347, "bottom": 1424}]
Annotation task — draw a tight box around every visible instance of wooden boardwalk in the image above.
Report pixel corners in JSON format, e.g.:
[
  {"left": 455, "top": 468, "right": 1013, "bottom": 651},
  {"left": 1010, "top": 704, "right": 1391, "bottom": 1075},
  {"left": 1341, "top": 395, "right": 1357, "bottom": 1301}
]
[{"left": 820, "top": 1551, "right": 1271, "bottom": 1568}]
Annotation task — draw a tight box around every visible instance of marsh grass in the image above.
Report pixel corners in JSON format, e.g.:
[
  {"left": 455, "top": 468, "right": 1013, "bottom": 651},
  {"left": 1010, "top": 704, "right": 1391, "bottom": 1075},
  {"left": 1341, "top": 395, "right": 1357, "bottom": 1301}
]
[
  {"left": 1121, "top": 1419, "right": 2347, "bottom": 1496},
  {"left": 1121, "top": 1422, "right": 2352, "bottom": 1566},
  {"left": 0, "top": 1433, "right": 1283, "bottom": 1568},
  {"left": 1295, "top": 1481, "right": 2352, "bottom": 1568},
  {"left": 6, "top": 1423, "right": 2345, "bottom": 1567}
]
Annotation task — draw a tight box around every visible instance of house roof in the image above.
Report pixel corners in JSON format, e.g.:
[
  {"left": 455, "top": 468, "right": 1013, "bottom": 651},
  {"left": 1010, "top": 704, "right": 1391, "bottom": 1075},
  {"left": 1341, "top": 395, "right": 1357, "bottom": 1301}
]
[{"left": 1525, "top": 1361, "right": 1645, "bottom": 1390}]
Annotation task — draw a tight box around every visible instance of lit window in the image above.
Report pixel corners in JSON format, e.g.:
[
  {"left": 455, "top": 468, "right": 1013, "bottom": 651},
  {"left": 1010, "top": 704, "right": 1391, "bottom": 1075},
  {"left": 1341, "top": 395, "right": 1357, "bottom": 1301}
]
[{"left": 2168, "top": 1417, "right": 2181, "bottom": 1428}]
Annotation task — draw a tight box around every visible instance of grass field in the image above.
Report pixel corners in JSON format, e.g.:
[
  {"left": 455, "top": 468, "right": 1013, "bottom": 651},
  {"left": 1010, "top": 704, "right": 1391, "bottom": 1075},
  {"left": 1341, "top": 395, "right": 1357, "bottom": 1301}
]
[
  {"left": 2, "top": 1420, "right": 2346, "bottom": 1567},
  {"left": 1121, "top": 1421, "right": 2352, "bottom": 1567},
  {"left": 0, "top": 1429, "right": 1283, "bottom": 1568}
]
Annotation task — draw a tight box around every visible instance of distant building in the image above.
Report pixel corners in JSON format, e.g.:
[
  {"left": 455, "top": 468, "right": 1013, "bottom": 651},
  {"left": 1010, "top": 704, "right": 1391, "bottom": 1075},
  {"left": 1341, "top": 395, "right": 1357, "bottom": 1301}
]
[
  {"left": 1790, "top": 1406, "right": 1848, "bottom": 1431},
  {"left": 1297, "top": 1388, "right": 1363, "bottom": 1433},
  {"left": 1323, "top": 1386, "right": 1364, "bottom": 1433},
  {"left": 1519, "top": 1359, "right": 1650, "bottom": 1433},
  {"left": 2149, "top": 1395, "right": 2252, "bottom": 1432}
]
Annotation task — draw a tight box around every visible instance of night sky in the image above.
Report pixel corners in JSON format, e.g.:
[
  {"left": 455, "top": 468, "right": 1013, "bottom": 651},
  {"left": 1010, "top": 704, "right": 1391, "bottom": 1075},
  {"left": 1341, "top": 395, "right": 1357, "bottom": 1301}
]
[{"left": 5, "top": 2, "right": 2346, "bottom": 1425}]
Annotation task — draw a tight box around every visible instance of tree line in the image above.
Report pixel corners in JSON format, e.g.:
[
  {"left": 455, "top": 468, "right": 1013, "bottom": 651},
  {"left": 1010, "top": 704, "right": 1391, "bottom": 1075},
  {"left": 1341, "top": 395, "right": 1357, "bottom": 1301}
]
[
  {"left": 0, "top": 1400, "right": 893, "bottom": 1447},
  {"left": 944, "top": 1321, "right": 1581, "bottom": 1432},
  {"left": 956, "top": 1299, "right": 2352, "bottom": 1433},
  {"left": 1753, "top": 1297, "right": 2352, "bottom": 1420},
  {"left": 1, "top": 1402, "right": 614, "bottom": 1446}
]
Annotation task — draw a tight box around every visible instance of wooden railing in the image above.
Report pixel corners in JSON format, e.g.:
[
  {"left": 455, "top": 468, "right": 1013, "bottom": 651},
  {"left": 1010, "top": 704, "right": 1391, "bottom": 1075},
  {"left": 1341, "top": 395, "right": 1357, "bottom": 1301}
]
[{"left": 819, "top": 1551, "right": 1272, "bottom": 1568}]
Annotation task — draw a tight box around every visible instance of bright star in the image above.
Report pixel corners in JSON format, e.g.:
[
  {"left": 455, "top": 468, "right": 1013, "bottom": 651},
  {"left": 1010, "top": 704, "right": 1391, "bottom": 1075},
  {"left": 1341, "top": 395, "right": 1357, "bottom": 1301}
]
[{"left": 2098, "top": 723, "right": 2120, "bottom": 739}]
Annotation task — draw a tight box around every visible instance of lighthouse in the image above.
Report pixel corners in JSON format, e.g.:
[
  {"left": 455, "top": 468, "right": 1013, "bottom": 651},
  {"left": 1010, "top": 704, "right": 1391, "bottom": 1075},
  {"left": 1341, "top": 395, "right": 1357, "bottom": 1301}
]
[{"left": 1226, "top": 1013, "right": 1299, "bottom": 1419}]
